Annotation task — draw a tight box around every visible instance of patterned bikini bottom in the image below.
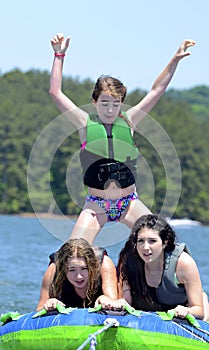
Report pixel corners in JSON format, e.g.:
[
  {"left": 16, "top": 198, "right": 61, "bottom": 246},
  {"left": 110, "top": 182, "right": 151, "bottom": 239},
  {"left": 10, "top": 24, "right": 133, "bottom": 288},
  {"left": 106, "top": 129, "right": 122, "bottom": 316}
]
[{"left": 85, "top": 191, "right": 138, "bottom": 221}]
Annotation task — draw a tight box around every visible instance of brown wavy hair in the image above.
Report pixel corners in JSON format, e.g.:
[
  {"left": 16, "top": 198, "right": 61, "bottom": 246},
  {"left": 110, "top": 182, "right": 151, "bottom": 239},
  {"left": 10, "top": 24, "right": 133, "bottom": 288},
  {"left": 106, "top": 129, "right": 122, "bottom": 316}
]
[
  {"left": 49, "top": 238, "right": 101, "bottom": 306},
  {"left": 91, "top": 75, "right": 136, "bottom": 130},
  {"left": 92, "top": 75, "right": 127, "bottom": 102}
]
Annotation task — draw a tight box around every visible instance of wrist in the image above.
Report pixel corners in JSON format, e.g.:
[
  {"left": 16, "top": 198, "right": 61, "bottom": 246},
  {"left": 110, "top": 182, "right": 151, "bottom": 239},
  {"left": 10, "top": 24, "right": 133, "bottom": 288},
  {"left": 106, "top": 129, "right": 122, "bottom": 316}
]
[{"left": 54, "top": 53, "right": 65, "bottom": 58}]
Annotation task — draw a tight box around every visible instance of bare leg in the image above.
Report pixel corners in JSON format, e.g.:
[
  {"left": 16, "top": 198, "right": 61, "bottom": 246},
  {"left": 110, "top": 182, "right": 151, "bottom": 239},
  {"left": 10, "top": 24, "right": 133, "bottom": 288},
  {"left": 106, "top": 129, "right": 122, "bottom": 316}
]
[
  {"left": 70, "top": 203, "right": 108, "bottom": 244},
  {"left": 70, "top": 197, "right": 151, "bottom": 244},
  {"left": 120, "top": 198, "right": 152, "bottom": 229}
]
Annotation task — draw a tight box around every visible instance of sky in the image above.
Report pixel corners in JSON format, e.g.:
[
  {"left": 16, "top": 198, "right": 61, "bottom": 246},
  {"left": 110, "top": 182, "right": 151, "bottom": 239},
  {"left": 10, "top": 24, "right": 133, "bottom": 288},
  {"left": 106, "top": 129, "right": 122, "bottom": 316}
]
[{"left": 1, "top": 0, "right": 209, "bottom": 92}]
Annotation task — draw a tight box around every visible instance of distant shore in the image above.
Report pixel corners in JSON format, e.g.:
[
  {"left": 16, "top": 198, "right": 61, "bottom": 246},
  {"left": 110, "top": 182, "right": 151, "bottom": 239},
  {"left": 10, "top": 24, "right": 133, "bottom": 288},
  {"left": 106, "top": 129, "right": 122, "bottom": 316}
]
[{"left": 2, "top": 212, "right": 78, "bottom": 220}]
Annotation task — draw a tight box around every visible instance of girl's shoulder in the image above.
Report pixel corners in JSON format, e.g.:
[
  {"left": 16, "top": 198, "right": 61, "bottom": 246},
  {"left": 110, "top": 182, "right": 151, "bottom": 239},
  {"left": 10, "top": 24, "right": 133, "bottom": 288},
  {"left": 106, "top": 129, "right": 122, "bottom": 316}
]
[{"left": 176, "top": 250, "right": 197, "bottom": 274}]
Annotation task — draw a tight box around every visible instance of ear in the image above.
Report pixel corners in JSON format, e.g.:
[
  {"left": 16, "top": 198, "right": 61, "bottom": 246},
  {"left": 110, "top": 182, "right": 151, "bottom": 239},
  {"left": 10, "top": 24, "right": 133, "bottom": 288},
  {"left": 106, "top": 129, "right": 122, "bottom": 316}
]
[{"left": 162, "top": 240, "right": 168, "bottom": 249}]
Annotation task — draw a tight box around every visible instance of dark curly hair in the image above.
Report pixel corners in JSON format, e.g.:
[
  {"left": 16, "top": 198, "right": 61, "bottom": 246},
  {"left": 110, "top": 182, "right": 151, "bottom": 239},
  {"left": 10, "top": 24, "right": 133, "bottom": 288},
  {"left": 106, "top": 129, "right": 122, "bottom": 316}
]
[
  {"left": 118, "top": 214, "right": 176, "bottom": 310},
  {"left": 131, "top": 214, "right": 176, "bottom": 252}
]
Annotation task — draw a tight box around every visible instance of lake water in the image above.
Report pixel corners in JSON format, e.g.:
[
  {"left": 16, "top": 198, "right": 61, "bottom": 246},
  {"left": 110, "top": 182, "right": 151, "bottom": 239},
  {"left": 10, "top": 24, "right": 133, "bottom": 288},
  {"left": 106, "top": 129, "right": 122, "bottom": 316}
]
[{"left": 0, "top": 215, "right": 209, "bottom": 314}]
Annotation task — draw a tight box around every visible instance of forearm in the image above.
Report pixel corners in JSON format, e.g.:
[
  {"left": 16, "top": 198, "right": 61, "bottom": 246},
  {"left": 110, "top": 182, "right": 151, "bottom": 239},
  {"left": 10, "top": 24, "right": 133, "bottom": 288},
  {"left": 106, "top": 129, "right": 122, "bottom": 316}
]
[
  {"left": 122, "top": 289, "right": 132, "bottom": 305},
  {"left": 49, "top": 56, "right": 64, "bottom": 99},
  {"left": 101, "top": 256, "right": 118, "bottom": 299},
  {"left": 36, "top": 264, "right": 56, "bottom": 311},
  {"left": 36, "top": 302, "right": 45, "bottom": 312},
  {"left": 36, "top": 292, "right": 49, "bottom": 311},
  {"left": 152, "top": 39, "right": 195, "bottom": 94},
  {"left": 169, "top": 304, "right": 204, "bottom": 320},
  {"left": 49, "top": 56, "right": 80, "bottom": 115},
  {"left": 187, "top": 305, "right": 204, "bottom": 319},
  {"left": 102, "top": 273, "right": 118, "bottom": 299},
  {"left": 128, "top": 39, "right": 195, "bottom": 124},
  {"left": 121, "top": 280, "right": 132, "bottom": 305},
  {"left": 151, "top": 56, "right": 179, "bottom": 94},
  {"left": 36, "top": 283, "right": 51, "bottom": 311}
]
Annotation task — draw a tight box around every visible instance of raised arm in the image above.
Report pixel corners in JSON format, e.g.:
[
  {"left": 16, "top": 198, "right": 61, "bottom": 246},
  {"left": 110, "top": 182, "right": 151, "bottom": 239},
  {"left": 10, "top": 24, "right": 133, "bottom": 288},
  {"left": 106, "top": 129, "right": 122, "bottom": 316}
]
[
  {"left": 49, "top": 33, "right": 87, "bottom": 129},
  {"left": 127, "top": 39, "right": 195, "bottom": 126}
]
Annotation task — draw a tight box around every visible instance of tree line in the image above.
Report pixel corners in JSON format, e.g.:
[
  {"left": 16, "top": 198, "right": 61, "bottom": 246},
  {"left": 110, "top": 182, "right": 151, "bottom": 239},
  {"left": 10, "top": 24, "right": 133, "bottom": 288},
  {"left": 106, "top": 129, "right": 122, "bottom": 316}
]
[{"left": 0, "top": 69, "right": 209, "bottom": 223}]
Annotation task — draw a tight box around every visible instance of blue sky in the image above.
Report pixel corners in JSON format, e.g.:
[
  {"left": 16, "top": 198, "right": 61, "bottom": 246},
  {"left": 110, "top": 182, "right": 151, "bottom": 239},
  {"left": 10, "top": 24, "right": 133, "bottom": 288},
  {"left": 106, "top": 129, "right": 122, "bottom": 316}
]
[{"left": 1, "top": 0, "right": 209, "bottom": 92}]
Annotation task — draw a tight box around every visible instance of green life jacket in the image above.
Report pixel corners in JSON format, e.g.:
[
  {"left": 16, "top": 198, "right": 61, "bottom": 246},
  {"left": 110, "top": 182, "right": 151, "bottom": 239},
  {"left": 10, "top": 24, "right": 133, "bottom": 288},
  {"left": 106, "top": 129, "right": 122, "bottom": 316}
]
[
  {"left": 85, "top": 112, "right": 138, "bottom": 161},
  {"left": 80, "top": 112, "right": 139, "bottom": 189}
]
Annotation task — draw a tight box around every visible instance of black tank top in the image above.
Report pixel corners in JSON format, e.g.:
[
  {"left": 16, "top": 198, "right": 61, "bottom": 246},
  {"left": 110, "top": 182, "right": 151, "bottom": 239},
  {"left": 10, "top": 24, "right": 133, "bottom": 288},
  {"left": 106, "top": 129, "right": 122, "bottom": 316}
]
[{"left": 61, "top": 278, "right": 103, "bottom": 308}]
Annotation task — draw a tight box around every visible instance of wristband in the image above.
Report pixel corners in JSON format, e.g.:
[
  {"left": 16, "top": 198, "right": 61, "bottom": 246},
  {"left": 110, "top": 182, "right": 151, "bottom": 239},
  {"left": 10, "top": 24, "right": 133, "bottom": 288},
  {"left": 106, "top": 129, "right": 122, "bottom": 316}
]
[{"left": 54, "top": 53, "right": 65, "bottom": 58}]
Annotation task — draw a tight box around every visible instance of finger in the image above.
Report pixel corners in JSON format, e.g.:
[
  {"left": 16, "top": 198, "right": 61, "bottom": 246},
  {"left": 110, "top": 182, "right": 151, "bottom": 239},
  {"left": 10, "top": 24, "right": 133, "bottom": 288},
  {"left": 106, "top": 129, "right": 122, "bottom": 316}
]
[
  {"left": 51, "top": 34, "right": 63, "bottom": 44},
  {"left": 182, "top": 40, "right": 195, "bottom": 53},
  {"left": 51, "top": 39, "right": 57, "bottom": 45},
  {"left": 52, "top": 35, "right": 60, "bottom": 43},
  {"left": 184, "top": 39, "right": 196, "bottom": 46},
  {"left": 58, "top": 301, "right": 66, "bottom": 307},
  {"left": 182, "top": 52, "right": 191, "bottom": 57},
  {"left": 65, "top": 37, "right": 70, "bottom": 48},
  {"left": 57, "top": 33, "right": 64, "bottom": 40}
]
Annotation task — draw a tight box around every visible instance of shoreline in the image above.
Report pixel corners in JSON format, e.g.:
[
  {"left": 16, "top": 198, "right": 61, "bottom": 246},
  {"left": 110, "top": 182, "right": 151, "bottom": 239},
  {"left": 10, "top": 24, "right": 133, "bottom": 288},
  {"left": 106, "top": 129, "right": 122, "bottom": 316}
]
[
  {"left": 1, "top": 213, "right": 207, "bottom": 226},
  {"left": 1, "top": 212, "right": 78, "bottom": 220}
]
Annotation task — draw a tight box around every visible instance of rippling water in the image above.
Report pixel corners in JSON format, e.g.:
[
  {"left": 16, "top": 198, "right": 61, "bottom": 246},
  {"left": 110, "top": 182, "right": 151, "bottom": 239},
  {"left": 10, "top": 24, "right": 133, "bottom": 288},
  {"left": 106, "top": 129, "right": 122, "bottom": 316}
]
[{"left": 0, "top": 215, "right": 208, "bottom": 314}]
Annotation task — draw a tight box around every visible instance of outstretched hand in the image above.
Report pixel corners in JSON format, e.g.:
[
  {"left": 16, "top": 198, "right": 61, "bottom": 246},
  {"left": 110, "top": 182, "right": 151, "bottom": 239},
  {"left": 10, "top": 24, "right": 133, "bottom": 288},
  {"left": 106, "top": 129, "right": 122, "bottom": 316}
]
[
  {"left": 44, "top": 297, "right": 66, "bottom": 311},
  {"left": 51, "top": 33, "right": 70, "bottom": 54},
  {"left": 168, "top": 305, "right": 189, "bottom": 318},
  {"left": 176, "top": 39, "right": 195, "bottom": 59},
  {"left": 95, "top": 295, "right": 127, "bottom": 310}
]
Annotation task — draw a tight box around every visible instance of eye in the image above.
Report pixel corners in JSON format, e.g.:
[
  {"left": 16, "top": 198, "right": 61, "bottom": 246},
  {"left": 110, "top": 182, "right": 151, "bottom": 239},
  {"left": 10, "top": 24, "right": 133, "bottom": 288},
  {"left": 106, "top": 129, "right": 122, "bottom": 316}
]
[
  {"left": 137, "top": 239, "right": 144, "bottom": 245},
  {"left": 68, "top": 268, "right": 75, "bottom": 272},
  {"left": 149, "top": 239, "right": 157, "bottom": 244},
  {"left": 113, "top": 102, "right": 120, "bottom": 107},
  {"left": 101, "top": 102, "right": 108, "bottom": 106}
]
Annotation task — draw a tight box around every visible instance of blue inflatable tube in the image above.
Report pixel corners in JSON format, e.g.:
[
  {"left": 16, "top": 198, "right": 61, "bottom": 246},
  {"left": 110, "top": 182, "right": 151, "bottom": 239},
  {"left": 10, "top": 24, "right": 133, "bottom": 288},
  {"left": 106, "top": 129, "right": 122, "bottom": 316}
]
[{"left": 1, "top": 308, "right": 209, "bottom": 349}]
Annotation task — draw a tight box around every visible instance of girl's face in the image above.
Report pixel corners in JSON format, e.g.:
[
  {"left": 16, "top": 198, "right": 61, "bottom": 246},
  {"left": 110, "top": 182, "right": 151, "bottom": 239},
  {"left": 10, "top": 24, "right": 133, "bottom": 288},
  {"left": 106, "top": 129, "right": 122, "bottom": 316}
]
[
  {"left": 94, "top": 93, "right": 122, "bottom": 124},
  {"left": 66, "top": 257, "right": 89, "bottom": 290},
  {"left": 136, "top": 228, "right": 166, "bottom": 264}
]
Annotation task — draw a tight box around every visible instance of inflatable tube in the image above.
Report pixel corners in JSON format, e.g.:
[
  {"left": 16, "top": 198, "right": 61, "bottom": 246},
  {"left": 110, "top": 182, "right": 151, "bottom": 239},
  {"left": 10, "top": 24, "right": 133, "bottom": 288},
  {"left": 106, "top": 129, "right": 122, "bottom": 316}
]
[{"left": 1, "top": 308, "right": 209, "bottom": 349}]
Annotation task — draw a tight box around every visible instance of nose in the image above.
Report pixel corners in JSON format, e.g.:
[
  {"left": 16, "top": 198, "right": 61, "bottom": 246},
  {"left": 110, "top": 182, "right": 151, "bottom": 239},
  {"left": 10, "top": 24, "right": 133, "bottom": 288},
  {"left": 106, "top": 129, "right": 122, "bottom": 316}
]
[
  {"left": 107, "top": 104, "right": 113, "bottom": 113},
  {"left": 76, "top": 271, "right": 83, "bottom": 279},
  {"left": 143, "top": 241, "right": 150, "bottom": 249}
]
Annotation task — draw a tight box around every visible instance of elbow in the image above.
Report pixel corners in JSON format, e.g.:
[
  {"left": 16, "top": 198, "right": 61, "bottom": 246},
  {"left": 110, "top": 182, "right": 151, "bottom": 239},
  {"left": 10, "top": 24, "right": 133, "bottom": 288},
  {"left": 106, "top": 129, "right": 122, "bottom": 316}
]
[
  {"left": 152, "top": 86, "right": 166, "bottom": 98},
  {"left": 49, "top": 87, "right": 57, "bottom": 100},
  {"left": 49, "top": 88, "right": 62, "bottom": 106}
]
